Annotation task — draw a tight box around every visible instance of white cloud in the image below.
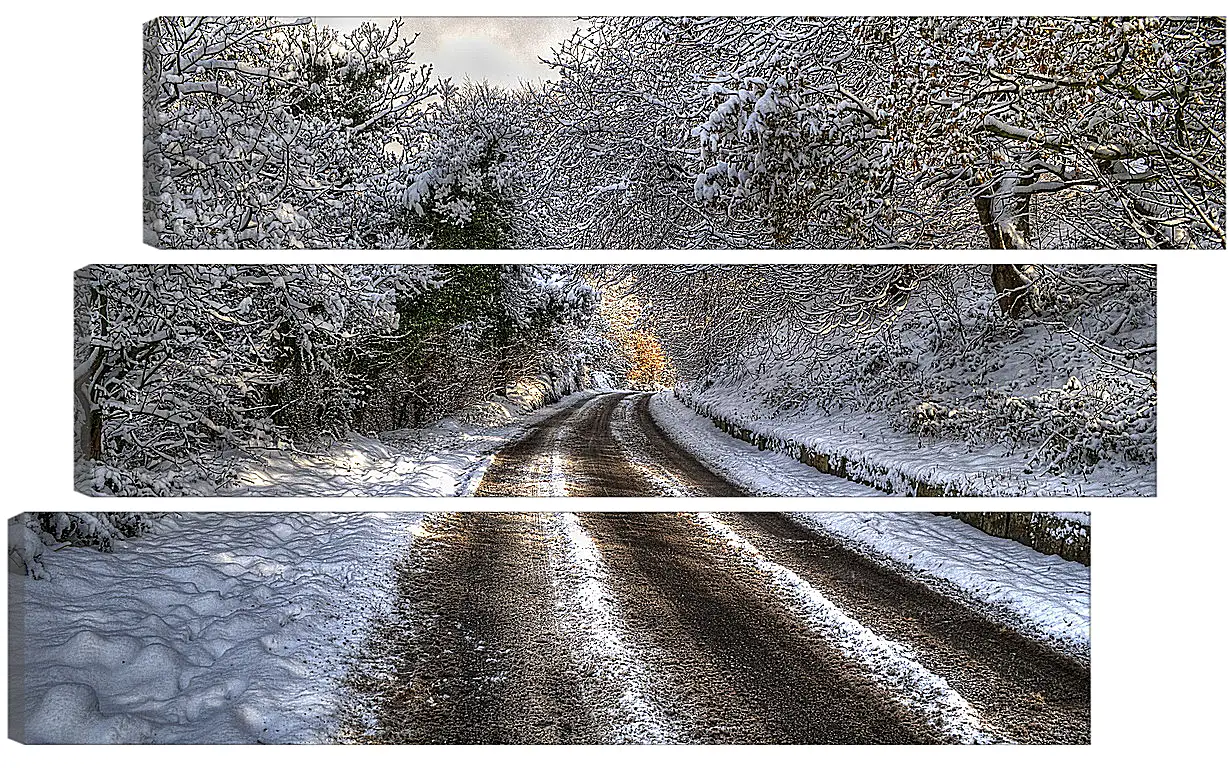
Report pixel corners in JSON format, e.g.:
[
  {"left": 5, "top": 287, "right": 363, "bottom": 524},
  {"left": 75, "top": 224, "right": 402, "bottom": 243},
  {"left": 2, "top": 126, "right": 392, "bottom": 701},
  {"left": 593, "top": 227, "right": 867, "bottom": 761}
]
[{"left": 315, "top": 16, "right": 584, "bottom": 88}]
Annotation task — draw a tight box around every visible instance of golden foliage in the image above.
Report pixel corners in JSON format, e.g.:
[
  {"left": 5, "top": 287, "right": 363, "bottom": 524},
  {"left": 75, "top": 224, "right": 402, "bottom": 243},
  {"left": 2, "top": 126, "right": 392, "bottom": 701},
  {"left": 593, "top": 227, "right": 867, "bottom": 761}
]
[{"left": 626, "top": 329, "right": 675, "bottom": 388}]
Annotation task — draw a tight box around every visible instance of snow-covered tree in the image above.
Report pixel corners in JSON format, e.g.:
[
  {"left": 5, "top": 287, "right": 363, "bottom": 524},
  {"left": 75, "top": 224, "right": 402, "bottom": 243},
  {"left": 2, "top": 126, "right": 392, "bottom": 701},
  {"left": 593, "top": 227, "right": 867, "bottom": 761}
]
[
  {"left": 74, "top": 265, "right": 432, "bottom": 492},
  {"left": 74, "top": 263, "right": 607, "bottom": 493},
  {"left": 143, "top": 17, "right": 435, "bottom": 248},
  {"left": 684, "top": 17, "right": 895, "bottom": 246},
  {"left": 539, "top": 18, "right": 752, "bottom": 248},
  {"left": 144, "top": 16, "right": 1223, "bottom": 250},
  {"left": 540, "top": 16, "right": 1223, "bottom": 250},
  {"left": 393, "top": 82, "right": 545, "bottom": 248},
  {"left": 869, "top": 16, "right": 1225, "bottom": 249}
]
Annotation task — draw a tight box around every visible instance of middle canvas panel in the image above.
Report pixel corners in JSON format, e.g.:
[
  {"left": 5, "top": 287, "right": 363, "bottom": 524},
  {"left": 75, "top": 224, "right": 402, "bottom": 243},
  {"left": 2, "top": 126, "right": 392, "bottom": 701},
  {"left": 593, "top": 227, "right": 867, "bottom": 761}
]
[{"left": 73, "top": 263, "right": 1156, "bottom": 498}]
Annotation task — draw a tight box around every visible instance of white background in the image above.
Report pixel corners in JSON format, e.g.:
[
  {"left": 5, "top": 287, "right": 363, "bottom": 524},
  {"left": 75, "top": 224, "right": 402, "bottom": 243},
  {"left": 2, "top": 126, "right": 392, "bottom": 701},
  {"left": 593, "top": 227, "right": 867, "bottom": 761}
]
[{"left": 3, "top": 0, "right": 1226, "bottom": 764}]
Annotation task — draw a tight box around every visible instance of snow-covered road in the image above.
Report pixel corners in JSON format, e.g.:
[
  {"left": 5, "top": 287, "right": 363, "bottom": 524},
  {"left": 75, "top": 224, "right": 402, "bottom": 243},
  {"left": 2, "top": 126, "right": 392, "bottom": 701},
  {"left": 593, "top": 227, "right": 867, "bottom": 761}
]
[
  {"left": 344, "top": 512, "right": 1090, "bottom": 744},
  {"left": 473, "top": 391, "right": 880, "bottom": 496},
  {"left": 215, "top": 390, "right": 885, "bottom": 496}
]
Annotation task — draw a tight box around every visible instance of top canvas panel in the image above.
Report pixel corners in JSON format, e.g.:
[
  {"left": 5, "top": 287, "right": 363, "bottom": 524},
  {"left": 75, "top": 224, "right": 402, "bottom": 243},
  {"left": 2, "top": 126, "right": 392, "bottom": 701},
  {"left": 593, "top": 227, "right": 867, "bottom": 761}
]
[{"left": 143, "top": 16, "right": 1226, "bottom": 250}]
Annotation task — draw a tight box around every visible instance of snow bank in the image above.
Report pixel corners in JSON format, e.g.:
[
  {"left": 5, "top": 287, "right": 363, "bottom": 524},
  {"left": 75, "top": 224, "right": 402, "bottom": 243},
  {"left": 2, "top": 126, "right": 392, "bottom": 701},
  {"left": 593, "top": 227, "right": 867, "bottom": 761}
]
[
  {"left": 647, "top": 392, "right": 883, "bottom": 496},
  {"left": 10, "top": 512, "right": 422, "bottom": 743},
  {"left": 675, "top": 386, "right": 1152, "bottom": 496},
  {"left": 786, "top": 512, "right": 1090, "bottom": 664},
  {"left": 937, "top": 511, "right": 1090, "bottom": 564},
  {"left": 227, "top": 390, "right": 597, "bottom": 497}
]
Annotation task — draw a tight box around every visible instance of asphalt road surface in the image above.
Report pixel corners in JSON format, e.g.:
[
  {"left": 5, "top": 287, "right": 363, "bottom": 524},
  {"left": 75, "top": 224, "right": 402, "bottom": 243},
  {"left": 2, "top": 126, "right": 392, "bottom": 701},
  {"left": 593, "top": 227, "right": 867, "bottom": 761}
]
[
  {"left": 473, "top": 391, "right": 871, "bottom": 496},
  {"left": 340, "top": 512, "right": 1090, "bottom": 744}
]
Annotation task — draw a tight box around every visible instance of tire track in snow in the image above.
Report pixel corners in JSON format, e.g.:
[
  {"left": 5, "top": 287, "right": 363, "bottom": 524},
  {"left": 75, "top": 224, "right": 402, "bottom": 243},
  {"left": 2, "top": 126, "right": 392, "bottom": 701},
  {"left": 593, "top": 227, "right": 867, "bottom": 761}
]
[
  {"left": 543, "top": 513, "right": 677, "bottom": 743},
  {"left": 472, "top": 395, "right": 606, "bottom": 496},
  {"left": 606, "top": 396, "right": 685, "bottom": 496},
  {"left": 606, "top": 395, "right": 738, "bottom": 496},
  {"left": 693, "top": 513, "right": 1005, "bottom": 744},
  {"left": 341, "top": 512, "right": 605, "bottom": 744},
  {"left": 546, "top": 395, "right": 608, "bottom": 495},
  {"left": 476, "top": 391, "right": 742, "bottom": 497},
  {"left": 723, "top": 512, "right": 1089, "bottom": 743}
]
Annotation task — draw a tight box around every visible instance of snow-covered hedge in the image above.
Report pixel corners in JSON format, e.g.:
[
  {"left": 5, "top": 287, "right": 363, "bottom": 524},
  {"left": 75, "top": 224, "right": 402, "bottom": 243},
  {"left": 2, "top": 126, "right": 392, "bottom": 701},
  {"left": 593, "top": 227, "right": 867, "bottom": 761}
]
[{"left": 905, "top": 377, "right": 1156, "bottom": 475}]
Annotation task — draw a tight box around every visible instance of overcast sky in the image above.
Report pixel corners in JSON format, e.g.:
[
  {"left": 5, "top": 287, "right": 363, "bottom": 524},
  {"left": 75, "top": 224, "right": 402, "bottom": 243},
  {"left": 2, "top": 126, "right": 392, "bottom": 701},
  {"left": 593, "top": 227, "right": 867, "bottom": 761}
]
[{"left": 317, "top": 17, "right": 584, "bottom": 88}]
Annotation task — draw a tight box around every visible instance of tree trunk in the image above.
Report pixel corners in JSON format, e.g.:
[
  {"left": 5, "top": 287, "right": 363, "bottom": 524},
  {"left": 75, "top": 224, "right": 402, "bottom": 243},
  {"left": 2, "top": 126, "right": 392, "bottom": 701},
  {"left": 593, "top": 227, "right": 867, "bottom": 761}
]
[
  {"left": 974, "top": 177, "right": 1032, "bottom": 250},
  {"left": 1097, "top": 158, "right": 1183, "bottom": 248},
  {"left": 73, "top": 347, "right": 104, "bottom": 461},
  {"left": 991, "top": 264, "right": 1038, "bottom": 319}
]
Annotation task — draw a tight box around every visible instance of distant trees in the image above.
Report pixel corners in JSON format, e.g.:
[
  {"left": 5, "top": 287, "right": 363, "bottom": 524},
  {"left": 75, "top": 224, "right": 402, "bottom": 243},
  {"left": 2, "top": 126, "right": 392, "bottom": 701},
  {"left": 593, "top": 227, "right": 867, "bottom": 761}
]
[
  {"left": 376, "top": 264, "right": 598, "bottom": 424},
  {"left": 626, "top": 331, "right": 675, "bottom": 388},
  {"left": 618, "top": 264, "right": 963, "bottom": 379}
]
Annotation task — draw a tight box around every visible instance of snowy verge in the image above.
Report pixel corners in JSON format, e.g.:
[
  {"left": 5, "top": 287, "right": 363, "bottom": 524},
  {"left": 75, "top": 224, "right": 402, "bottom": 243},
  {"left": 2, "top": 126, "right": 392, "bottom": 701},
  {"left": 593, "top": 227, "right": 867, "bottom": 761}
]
[
  {"left": 10, "top": 512, "right": 422, "bottom": 743},
  {"left": 786, "top": 512, "right": 1090, "bottom": 665},
  {"left": 226, "top": 390, "right": 599, "bottom": 497},
  {"left": 937, "top": 511, "right": 1090, "bottom": 564},
  {"left": 648, "top": 392, "right": 883, "bottom": 496},
  {"left": 676, "top": 386, "right": 1154, "bottom": 497}
]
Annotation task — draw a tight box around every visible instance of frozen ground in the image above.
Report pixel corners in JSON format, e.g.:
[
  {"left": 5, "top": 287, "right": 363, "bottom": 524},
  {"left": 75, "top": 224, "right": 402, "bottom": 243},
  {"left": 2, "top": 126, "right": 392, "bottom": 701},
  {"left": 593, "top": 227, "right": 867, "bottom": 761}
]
[
  {"left": 226, "top": 391, "right": 597, "bottom": 496},
  {"left": 10, "top": 512, "right": 423, "bottom": 743},
  {"left": 787, "top": 511, "right": 1091, "bottom": 664}
]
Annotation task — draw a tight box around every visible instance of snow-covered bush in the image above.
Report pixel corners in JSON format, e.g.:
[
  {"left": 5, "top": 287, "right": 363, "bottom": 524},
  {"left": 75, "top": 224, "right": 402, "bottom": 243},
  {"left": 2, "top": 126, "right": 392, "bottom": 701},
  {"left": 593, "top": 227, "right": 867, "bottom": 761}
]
[
  {"left": 686, "top": 18, "right": 893, "bottom": 246},
  {"left": 906, "top": 377, "right": 1156, "bottom": 473},
  {"left": 9, "top": 513, "right": 155, "bottom": 579}
]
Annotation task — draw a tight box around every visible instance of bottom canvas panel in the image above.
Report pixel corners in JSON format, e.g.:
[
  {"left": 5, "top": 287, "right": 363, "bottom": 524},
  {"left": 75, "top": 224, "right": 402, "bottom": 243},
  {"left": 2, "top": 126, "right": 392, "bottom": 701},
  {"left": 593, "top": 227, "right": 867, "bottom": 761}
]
[{"left": 8, "top": 511, "right": 1090, "bottom": 744}]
